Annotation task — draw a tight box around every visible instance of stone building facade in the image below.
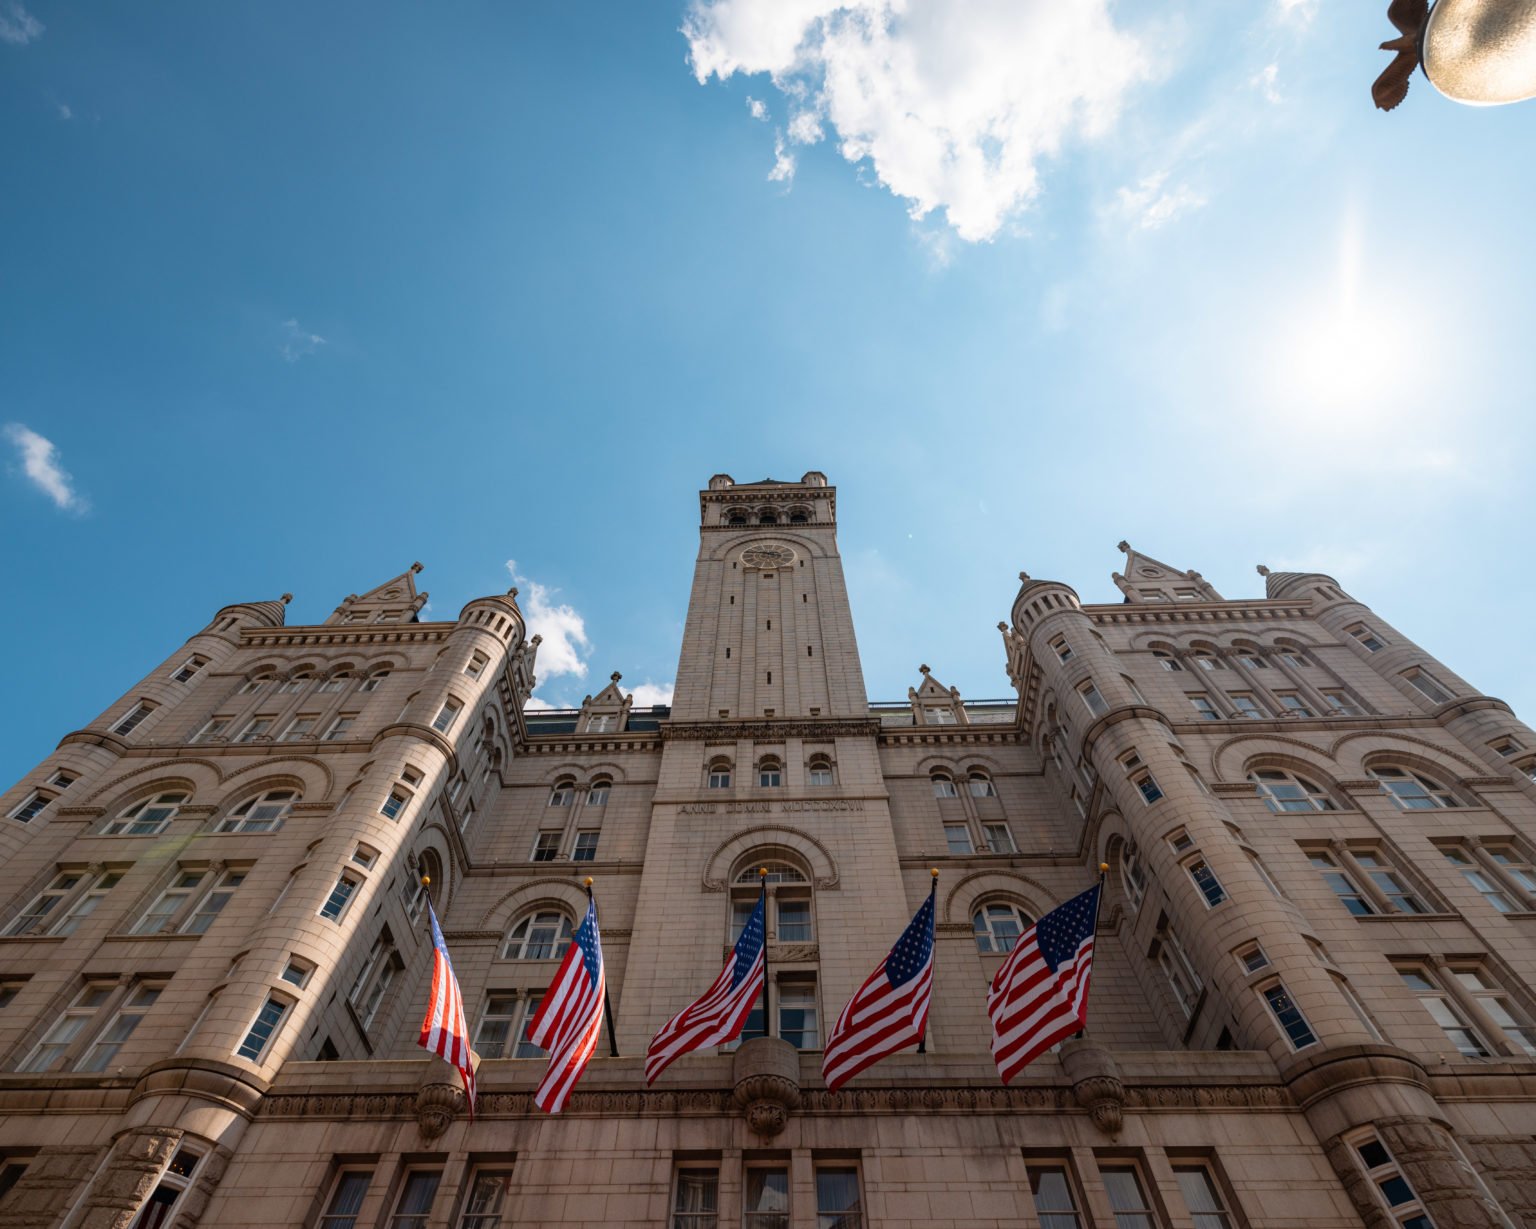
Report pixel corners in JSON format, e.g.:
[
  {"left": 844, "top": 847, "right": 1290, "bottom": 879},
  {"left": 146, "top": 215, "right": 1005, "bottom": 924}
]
[{"left": 1, "top": 471, "right": 1534, "bottom": 1228}]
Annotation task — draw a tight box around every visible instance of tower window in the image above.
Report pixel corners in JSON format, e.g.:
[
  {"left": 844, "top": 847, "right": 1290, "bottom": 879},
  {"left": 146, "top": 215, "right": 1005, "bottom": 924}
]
[{"left": 1346, "top": 624, "right": 1386, "bottom": 652}]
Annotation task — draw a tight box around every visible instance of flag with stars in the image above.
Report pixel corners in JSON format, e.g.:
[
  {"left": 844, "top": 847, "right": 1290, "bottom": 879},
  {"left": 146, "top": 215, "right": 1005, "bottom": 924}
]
[
  {"left": 417, "top": 901, "right": 480, "bottom": 1117},
  {"left": 822, "top": 880, "right": 936, "bottom": 1091},
  {"left": 528, "top": 896, "right": 606, "bottom": 1113},
  {"left": 987, "top": 882, "right": 1102, "bottom": 1085},
  {"left": 645, "top": 889, "right": 765, "bottom": 1083}
]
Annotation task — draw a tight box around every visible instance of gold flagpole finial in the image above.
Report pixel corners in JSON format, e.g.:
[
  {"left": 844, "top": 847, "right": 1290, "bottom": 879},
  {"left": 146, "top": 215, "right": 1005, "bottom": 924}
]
[
  {"left": 1099, "top": 863, "right": 1109, "bottom": 874},
  {"left": 583, "top": 876, "right": 594, "bottom": 888},
  {"left": 759, "top": 866, "right": 769, "bottom": 879},
  {"left": 419, "top": 875, "right": 430, "bottom": 887},
  {"left": 930, "top": 867, "right": 940, "bottom": 879}
]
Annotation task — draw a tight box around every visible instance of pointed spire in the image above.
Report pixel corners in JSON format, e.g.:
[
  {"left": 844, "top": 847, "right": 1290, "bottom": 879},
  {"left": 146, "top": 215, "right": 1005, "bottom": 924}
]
[
  {"left": 327, "top": 565, "right": 429, "bottom": 626},
  {"left": 1112, "top": 542, "right": 1222, "bottom": 603}
]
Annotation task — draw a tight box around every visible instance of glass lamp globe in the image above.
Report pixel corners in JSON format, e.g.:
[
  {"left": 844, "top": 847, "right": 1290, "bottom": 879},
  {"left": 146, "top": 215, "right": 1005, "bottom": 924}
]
[{"left": 1423, "top": 0, "right": 1536, "bottom": 104}]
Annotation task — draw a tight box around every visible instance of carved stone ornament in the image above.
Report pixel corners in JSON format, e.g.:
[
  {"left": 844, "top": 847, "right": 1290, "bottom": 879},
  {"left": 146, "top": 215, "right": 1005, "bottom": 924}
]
[
  {"left": 731, "top": 1036, "right": 802, "bottom": 1138},
  {"left": 1060, "top": 1039, "right": 1126, "bottom": 1136},
  {"left": 415, "top": 1081, "right": 463, "bottom": 1140},
  {"left": 741, "top": 544, "right": 796, "bottom": 569}
]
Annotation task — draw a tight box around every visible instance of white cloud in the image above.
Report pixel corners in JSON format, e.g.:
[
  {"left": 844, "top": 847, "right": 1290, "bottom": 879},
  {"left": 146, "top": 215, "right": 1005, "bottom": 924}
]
[
  {"left": 1111, "top": 170, "right": 1206, "bottom": 231},
  {"left": 57, "top": 103, "right": 72, "bottom": 120},
  {"left": 1273, "top": 0, "right": 1316, "bottom": 28},
  {"left": 747, "top": 95, "right": 769, "bottom": 121},
  {"left": 1252, "top": 62, "right": 1281, "bottom": 104},
  {"left": 626, "top": 681, "right": 676, "bottom": 708},
  {"left": 0, "top": 2, "right": 42, "bottom": 45},
  {"left": 505, "top": 561, "right": 592, "bottom": 688},
  {"left": 685, "top": 0, "right": 1150, "bottom": 241},
  {"left": 3, "top": 423, "right": 88, "bottom": 513},
  {"left": 767, "top": 132, "right": 796, "bottom": 183},
  {"left": 524, "top": 695, "right": 560, "bottom": 711},
  {"left": 280, "top": 318, "right": 327, "bottom": 362}
]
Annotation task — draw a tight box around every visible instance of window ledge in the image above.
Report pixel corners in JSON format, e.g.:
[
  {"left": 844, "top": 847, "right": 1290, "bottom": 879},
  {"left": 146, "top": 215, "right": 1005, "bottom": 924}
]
[
  {"left": 0, "top": 934, "right": 65, "bottom": 943},
  {"left": 100, "top": 932, "right": 204, "bottom": 942},
  {"left": 1353, "top": 912, "right": 1460, "bottom": 923}
]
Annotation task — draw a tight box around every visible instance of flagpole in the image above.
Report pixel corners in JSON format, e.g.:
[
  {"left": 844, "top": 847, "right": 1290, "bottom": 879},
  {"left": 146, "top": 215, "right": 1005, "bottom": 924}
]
[
  {"left": 1072, "top": 863, "right": 1110, "bottom": 1041},
  {"left": 758, "top": 867, "right": 770, "bottom": 1040},
  {"left": 917, "top": 868, "right": 938, "bottom": 1054},
  {"left": 586, "top": 877, "right": 620, "bottom": 1058}
]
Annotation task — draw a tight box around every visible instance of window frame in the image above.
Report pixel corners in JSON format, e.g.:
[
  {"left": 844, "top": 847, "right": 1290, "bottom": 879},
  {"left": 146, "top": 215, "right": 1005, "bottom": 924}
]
[
  {"left": 218, "top": 788, "right": 298, "bottom": 833},
  {"left": 316, "top": 1169, "right": 374, "bottom": 1229},
  {"left": 103, "top": 790, "right": 189, "bottom": 836},
  {"left": 17, "top": 981, "right": 115, "bottom": 1072},
  {"left": 972, "top": 900, "right": 1032, "bottom": 954},
  {"left": 110, "top": 702, "right": 155, "bottom": 736}
]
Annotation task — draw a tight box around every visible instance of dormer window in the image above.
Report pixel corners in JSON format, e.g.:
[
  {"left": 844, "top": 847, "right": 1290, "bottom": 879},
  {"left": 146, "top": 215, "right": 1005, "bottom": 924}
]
[
  {"left": 587, "top": 714, "right": 616, "bottom": 733},
  {"left": 924, "top": 706, "right": 957, "bottom": 725}
]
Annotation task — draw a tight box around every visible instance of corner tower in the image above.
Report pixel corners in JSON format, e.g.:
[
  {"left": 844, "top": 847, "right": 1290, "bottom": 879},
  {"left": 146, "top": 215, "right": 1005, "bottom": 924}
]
[{"left": 671, "top": 472, "right": 866, "bottom": 721}]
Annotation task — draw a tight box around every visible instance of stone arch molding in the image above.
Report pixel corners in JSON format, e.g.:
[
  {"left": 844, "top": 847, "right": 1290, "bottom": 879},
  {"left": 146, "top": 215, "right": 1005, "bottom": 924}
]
[
  {"left": 1210, "top": 733, "right": 1336, "bottom": 783},
  {"left": 913, "top": 751, "right": 1007, "bottom": 776},
  {"left": 701, "top": 825, "right": 840, "bottom": 893},
  {"left": 943, "top": 869, "right": 1058, "bottom": 924},
  {"left": 82, "top": 759, "right": 223, "bottom": 807},
  {"left": 1328, "top": 730, "right": 1485, "bottom": 779},
  {"left": 479, "top": 878, "right": 595, "bottom": 932}
]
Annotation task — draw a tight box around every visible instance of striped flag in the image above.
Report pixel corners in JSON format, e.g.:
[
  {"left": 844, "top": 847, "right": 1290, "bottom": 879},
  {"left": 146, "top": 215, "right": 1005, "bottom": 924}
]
[
  {"left": 528, "top": 896, "right": 606, "bottom": 1113},
  {"left": 987, "top": 882, "right": 1102, "bottom": 1085},
  {"left": 417, "top": 902, "right": 480, "bottom": 1117},
  {"left": 645, "top": 890, "right": 765, "bottom": 1083},
  {"left": 822, "top": 881, "right": 935, "bottom": 1091}
]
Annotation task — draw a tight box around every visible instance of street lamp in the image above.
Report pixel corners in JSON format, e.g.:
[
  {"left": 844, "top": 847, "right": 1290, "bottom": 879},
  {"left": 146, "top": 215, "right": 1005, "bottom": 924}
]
[{"left": 1375, "top": 0, "right": 1536, "bottom": 109}]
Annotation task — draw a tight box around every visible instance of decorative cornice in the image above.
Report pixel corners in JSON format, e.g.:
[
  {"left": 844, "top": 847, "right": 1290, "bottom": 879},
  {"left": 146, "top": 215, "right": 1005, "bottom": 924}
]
[
  {"left": 877, "top": 729, "right": 1023, "bottom": 746},
  {"left": 662, "top": 719, "right": 882, "bottom": 742},
  {"left": 1082, "top": 601, "right": 1312, "bottom": 626},
  {"left": 242, "top": 626, "right": 452, "bottom": 648}
]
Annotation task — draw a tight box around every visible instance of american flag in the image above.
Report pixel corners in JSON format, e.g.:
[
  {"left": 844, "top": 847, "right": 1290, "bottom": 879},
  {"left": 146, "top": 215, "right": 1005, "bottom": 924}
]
[
  {"left": 822, "top": 883, "right": 935, "bottom": 1091},
  {"left": 987, "top": 882, "right": 1102, "bottom": 1085},
  {"left": 645, "top": 890, "right": 765, "bottom": 1083},
  {"left": 528, "top": 896, "right": 607, "bottom": 1113},
  {"left": 417, "top": 901, "right": 480, "bottom": 1117}
]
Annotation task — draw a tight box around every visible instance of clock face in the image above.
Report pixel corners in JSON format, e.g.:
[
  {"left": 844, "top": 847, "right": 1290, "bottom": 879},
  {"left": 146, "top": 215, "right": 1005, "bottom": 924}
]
[{"left": 741, "top": 544, "right": 796, "bottom": 569}]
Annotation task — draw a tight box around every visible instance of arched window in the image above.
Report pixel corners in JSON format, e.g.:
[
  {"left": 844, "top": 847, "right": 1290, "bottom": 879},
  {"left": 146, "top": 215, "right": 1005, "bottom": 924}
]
[
  {"left": 404, "top": 850, "right": 442, "bottom": 923},
  {"left": 318, "top": 673, "right": 351, "bottom": 694},
  {"left": 731, "top": 862, "right": 812, "bottom": 942},
  {"left": 758, "top": 510, "right": 778, "bottom": 525},
  {"left": 548, "top": 779, "right": 575, "bottom": 807},
  {"left": 1190, "top": 651, "right": 1222, "bottom": 672},
  {"left": 967, "top": 770, "right": 997, "bottom": 798},
  {"left": 1250, "top": 770, "right": 1337, "bottom": 813},
  {"left": 725, "top": 507, "right": 748, "bottom": 526},
  {"left": 104, "top": 791, "right": 188, "bottom": 836},
  {"left": 218, "top": 788, "right": 298, "bottom": 833},
  {"left": 503, "top": 910, "right": 574, "bottom": 960},
  {"left": 588, "top": 777, "right": 611, "bottom": 806},
  {"left": 788, "top": 511, "right": 809, "bottom": 524},
  {"left": 1121, "top": 839, "right": 1149, "bottom": 911},
  {"left": 758, "top": 759, "right": 782, "bottom": 788},
  {"left": 278, "top": 673, "right": 313, "bottom": 694},
  {"left": 1152, "top": 651, "right": 1182, "bottom": 672},
  {"left": 1371, "top": 766, "right": 1458, "bottom": 810},
  {"left": 240, "top": 674, "right": 274, "bottom": 694},
  {"left": 359, "top": 670, "right": 390, "bottom": 693},
  {"left": 931, "top": 772, "right": 959, "bottom": 798},
  {"left": 973, "top": 902, "right": 1032, "bottom": 953},
  {"left": 808, "top": 757, "right": 834, "bottom": 786},
  {"left": 707, "top": 760, "right": 732, "bottom": 789}
]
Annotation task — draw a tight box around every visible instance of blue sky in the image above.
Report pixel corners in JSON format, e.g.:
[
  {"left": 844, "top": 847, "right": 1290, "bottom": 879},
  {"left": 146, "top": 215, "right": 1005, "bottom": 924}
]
[{"left": 3, "top": 1, "right": 1535, "bottom": 782}]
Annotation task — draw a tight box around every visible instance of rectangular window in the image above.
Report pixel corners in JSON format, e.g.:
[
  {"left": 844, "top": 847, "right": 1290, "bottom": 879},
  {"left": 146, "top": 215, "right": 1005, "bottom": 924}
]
[
  {"left": 19, "top": 982, "right": 113, "bottom": 1072},
  {"left": 460, "top": 1168, "right": 515, "bottom": 1229},
  {"left": 389, "top": 1170, "right": 441, "bottom": 1229},
  {"left": 1323, "top": 691, "right": 1363, "bottom": 716},
  {"left": 1262, "top": 982, "right": 1317, "bottom": 1049},
  {"left": 236, "top": 994, "right": 290, "bottom": 1061},
  {"left": 587, "top": 714, "right": 615, "bottom": 732},
  {"left": 473, "top": 993, "right": 522, "bottom": 1059},
  {"left": 944, "top": 824, "right": 974, "bottom": 854},
  {"left": 133, "top": 870, "right": 206, "bottom": 935},
  {"left": 432, "top": 699, "right": 463, "bottom": 733},
  {"left": 671, "top": 1167, "right": 718, "bottom": 1229},
  {"left": 193, "top": 717, "right": 229, "bottom": 743},
  {"left": 1186, "top": 858, "right": 1227, "bottom": 907},
  {"left": 380, "top": 790, "right": 409, "bottom": 820},
  {"left": 815, "top": 1166, "right": 863, "bottom": 1229},
  {"left": 319, "top": 872, "right": 360, "bottom": 922},
  {"left": 236, "top": 717, "right": 272, "bottom": 743},
  {"left": 8, "top": 792, "right": 51, "bottom": 823},
  {"left": 778, "top": 978, "right": 819, "bottom": 1048},
  {"left": 1100, "top": 1164, "right": 1161, "bottom": 1229},
  {"left": 983, "top": 823, "right": 1017, "bottom": 854},
  {"left": 1452, "top": 967, "right": 1536, "bottom": 1056},
  {"left": 1078, "top": 683, "right": 1108, "bottom": 718},
  {"left": 77, "top": 982, "right": 163, "bottom": 1072},
  {"left": 283, "top": 716, "right": 318, "bottom": 741},
  {"left": 281, "top": 958, "right": 313, "bottom": 988},
  {"left": 1189, "top": 695, "right": 1220, "bottom": 720},
  {"left": 531, "top": 832, "right": 562, "bottom": 863},
  {"left": 1157, "top": 925, "right": 1203, "bottom": 1017},
  {"left": 1230, "top": 693, "right": 1263, "bottom": 718},
  {"left": 1403, "top": 669, "right": 1453, "bottom": 704},
  {"left": 318, "top": 1170, "right": 373, "bottom": 1229},
  {"left": 1134, "top": 772, "right": 1164, "bottom": 805},
  {"left": 1347, "top": 624, "right": 1387, "bottom": 651},
  {"left": 572, "top": 830, "right": 600, "bottom": 862},
  {"left": 1236, "top": 942, "right": 1269, "bottom": 974},
  {"left": 776, "top": 898, "right": 812, "bottom": 942},
  {"left": 1351, "top": 851, "right": 1427, "bottom": 914},
  {"left": 1276, "top": 693, "right": 1313, "bottom": 717},
  {"left": 743, "top": 1168, "right": 789, "bottom": 1229},
  {"left": 170, "top": 655, "right": 208, "bottom": 682},
  {"left": 54, "top": 871, "right": 123, "bottom": 936},
  {"left": 111, "top": 702, "right": 155, "bottom": 736},
  {"left": 465, "top": 651, "right": 489, "bottom": 680},
  {"left": 349, "top": 936, "right": 400, "bottom": 1031},
  {"left": 1049, "top": 635, "right": 1073, "bottom": 663},
  {"left": 924, "top": 706, "right": 956, "bottom": 724},
  {"left": 1486, "top": 844, "right": 1536, "bottom": 895},
  {"left": 6, "top": 871, "right": 83, "bottom": 936},
  {"left": 324, "top": 715, "right": 356, "bottom": 741},
  {"left": 181, "top": 868, "right": 245, "bottom": 934},
  {"left": 1172, "top": 1164, "right": 1235, "bottom": 1229},
  {"left": 1491, "top": 737, "right": 1522, "bottom": 757},
  {"left": 1398, "top": 966, "right": 1488, "bottom": 1056},
  {"left": 1350, "top": 1133, "right": 1434, "bottom": 1229},
  {"left": 1026, "top": 1164, "right": 1083, "bottom": 1229},
  {"left": 1309, "top": 851, "right": 1375, "bottom": 916}
]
